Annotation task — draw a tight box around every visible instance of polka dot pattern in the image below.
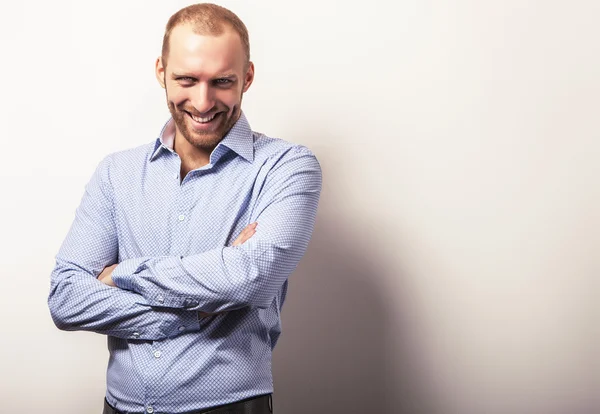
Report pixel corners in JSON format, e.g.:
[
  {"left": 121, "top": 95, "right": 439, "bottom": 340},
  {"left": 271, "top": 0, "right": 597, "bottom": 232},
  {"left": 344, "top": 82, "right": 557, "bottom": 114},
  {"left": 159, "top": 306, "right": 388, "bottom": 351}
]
[{"left": 48, "top": 113, "right": 322, "bottom": 413}]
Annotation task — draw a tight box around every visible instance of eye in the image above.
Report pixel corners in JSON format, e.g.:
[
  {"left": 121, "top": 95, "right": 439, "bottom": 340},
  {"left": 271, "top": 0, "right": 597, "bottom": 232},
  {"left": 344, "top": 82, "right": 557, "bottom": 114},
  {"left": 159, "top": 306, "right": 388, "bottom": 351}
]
[
  {"left": 214, "top": 78, "right": 233, "bottom": 86},
  {"left": 176, "top": 77, "right": 196, "bottom": 85}
]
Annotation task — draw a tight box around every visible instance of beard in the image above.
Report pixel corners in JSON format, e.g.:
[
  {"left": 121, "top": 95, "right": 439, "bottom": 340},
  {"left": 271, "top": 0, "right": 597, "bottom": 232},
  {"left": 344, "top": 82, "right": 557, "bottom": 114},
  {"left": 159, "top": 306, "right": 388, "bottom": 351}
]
[{"left": 167, "top": 92, "right": 242, "bottom": 152}]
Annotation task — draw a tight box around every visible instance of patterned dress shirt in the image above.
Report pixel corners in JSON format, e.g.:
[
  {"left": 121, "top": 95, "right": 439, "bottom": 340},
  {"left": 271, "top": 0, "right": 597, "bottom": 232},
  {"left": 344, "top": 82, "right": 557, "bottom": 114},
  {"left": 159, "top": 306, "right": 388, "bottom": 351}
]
[{"left": 48, "top": 113, "right": 322, "bottom": 413}]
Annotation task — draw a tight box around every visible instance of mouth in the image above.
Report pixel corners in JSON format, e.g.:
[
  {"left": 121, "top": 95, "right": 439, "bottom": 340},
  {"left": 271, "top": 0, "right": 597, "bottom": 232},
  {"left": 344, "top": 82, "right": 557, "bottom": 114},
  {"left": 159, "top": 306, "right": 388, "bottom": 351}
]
[
  {"left": 184, "top": 110, "right": 223, "bottom": 131},
  {"left": 188, "top": 112, "right": 218, "bottom": 123}
]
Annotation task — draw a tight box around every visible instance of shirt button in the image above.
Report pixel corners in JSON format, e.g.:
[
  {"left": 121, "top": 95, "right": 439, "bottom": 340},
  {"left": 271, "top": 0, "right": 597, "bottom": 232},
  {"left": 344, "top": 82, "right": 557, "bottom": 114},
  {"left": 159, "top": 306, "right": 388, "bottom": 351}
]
[
  {"left": 183, "top": 298, "right": 199, "bottom": 308},
  {"left": 157, "top": 295, "right": 164, "bottom": 303},
  {"left": 146, "top": 406, "right": 154, "bottom": 413},
  {"left": 178, "top": 214, "right": 185, "bottom": 221},
  {"left": 153, "top": 350, "right": 162, "bottom": 358},
  {"left": 174, "top": 173, "right": 178, "bottom": 179},
  {"left": 132, "top": 332, "right": 140, "bottom": 338},
  {"left": 178, "top": 326, "right": 185, "bottom": 332}
]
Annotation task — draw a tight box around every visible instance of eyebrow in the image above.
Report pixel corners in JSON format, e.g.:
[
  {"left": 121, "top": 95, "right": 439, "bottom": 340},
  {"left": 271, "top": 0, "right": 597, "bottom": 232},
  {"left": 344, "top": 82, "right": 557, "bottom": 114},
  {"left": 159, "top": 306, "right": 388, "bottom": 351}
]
[{"left": 171, "top": 73, "right": 238, "bottom": 80}]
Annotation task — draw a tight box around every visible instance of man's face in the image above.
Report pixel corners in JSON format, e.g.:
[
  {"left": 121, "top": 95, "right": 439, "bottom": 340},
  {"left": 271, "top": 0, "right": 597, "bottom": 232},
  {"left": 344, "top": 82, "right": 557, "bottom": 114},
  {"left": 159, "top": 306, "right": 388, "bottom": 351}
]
[{"left": 156, "top": 24, "right": 254, "bottom": 152}]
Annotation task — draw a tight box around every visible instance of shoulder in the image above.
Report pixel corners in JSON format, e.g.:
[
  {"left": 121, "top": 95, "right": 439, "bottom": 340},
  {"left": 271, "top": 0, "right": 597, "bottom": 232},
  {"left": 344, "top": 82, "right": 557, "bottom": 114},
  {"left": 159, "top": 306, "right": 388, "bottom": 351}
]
[
  {"left": 253, "top": 132, "right": 320, "bottom": 169},
  {"left": 253, "top": 132, "right": 322, "bottom": 187},
  {"left": 97, "top": 142, "right": 156, "bottom": 171},
  {"left": 93, "top": 142, "right": 156, "bottom": 184},
  {"left": 104, "top": 142, "right": 156, "bottom": 168}
]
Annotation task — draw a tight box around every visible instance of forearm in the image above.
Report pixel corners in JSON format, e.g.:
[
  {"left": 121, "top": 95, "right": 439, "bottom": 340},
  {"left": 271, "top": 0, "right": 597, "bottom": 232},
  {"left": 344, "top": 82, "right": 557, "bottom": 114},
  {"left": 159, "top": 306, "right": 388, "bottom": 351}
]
[
  {"left": 48, "top": 156, "right": 199, "bottom": 340},
  {"left": 112, "top": 150, "right": 322, "bottom": 312},
  {"left": 48, "top": 258, "right": 198, "bottom": 340},
  {"left": 112, "top": 241, "right": 302, "bottom": 313}
]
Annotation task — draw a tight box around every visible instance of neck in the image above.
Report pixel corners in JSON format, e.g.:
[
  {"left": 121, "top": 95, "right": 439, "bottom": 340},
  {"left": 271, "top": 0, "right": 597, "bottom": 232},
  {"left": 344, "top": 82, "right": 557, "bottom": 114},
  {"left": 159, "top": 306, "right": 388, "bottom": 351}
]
[{"left": 173, "top": 131, "right": 213, "bottom": 180}]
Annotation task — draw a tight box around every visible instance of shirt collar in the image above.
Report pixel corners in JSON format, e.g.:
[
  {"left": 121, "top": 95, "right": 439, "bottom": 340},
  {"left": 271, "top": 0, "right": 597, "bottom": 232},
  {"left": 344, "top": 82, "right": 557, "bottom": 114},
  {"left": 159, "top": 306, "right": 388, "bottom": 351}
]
[{"left": 149, "top": 112, "right": 254, "bottom": 163}]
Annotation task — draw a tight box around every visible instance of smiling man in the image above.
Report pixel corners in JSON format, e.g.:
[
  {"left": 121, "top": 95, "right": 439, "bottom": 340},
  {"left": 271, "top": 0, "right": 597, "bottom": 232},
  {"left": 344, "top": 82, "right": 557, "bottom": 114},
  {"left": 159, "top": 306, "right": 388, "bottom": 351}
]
[{"left": 48, "top": 4, "right": 321, "bottom": 414}]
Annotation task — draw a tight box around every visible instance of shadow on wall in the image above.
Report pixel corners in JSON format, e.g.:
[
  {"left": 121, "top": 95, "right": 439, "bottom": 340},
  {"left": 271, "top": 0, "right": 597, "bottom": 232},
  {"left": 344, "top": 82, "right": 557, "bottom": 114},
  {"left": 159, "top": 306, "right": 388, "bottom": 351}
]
[{"left": 272, "top": 209, "right": 436, "bottom": 414}]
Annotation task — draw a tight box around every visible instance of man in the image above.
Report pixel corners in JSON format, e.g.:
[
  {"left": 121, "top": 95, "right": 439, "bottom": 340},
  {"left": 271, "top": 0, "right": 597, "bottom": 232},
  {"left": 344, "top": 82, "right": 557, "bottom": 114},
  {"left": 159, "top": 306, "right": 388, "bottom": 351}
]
[{"left": 48, "top": 4, "right": 321, "bottom": 414}]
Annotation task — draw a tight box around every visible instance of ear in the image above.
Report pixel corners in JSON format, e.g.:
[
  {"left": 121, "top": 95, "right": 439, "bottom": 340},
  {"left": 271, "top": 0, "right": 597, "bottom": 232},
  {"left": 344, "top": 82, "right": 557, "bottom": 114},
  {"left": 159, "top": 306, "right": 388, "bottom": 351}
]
[
  {"left": 155, "top": 57, "right": 166, "bottom": 88},
  {"left": 242, "top": 61, "right": 255, "bottom": 93}
]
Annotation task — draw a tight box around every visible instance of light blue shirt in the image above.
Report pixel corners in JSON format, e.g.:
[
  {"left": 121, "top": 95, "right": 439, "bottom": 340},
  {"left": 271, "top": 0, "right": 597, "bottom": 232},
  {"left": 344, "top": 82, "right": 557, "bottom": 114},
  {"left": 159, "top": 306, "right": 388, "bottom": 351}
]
[{"left": 48, "top": 113, "right": 322, "bottom": 413}]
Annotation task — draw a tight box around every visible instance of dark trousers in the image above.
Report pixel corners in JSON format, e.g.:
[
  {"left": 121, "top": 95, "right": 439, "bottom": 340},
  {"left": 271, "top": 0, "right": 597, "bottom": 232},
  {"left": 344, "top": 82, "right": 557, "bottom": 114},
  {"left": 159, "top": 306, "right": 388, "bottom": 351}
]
[{"left": 103, "top": 394, "right": 273, "bottom": 414}]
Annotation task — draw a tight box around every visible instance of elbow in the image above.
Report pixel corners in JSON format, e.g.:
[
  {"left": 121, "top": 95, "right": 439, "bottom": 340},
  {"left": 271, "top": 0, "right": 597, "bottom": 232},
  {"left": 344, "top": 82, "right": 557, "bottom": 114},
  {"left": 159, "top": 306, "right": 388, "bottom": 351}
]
[
  {"left": 237, "top": 286, "right": 275, "bottom": 310},
  {"left": 47, "top": 277, "right": 84, "bottom": 332},
  {"left": 209, "top": 242, "right": 298, "bottom": 311},
  {"left": 48, "top": 291, "right": 75, "bottom": 332},
  {"left": 49, "top": 311, "right": 72, "bottom": 332},
  {"left": 48, "top": 261, "right": 106, "bottom": 332},
  {"left": 48, "top": 305, "right": 71, "bottom": 332},
  {"left": 230, "top": 248, "right": 290, "bottom": 310},
  {"left": 220, "top": 271, "right": 274, "bottom": 310}
]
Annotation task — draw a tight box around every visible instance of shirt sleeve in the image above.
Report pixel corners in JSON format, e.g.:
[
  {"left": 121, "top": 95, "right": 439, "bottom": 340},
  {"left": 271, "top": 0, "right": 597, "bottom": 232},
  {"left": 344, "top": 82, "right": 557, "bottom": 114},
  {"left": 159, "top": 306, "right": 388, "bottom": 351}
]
[
  {"left": 111, "top": 147, "right": 322, "bottom": 313},
  {"left": 48, "top": 156, "right": 199, "bottom": 340}
]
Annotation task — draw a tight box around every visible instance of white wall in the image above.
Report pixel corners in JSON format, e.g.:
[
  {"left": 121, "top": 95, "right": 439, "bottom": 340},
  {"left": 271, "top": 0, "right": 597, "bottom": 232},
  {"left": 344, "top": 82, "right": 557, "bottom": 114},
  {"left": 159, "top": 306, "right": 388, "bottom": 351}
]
[{"left": 0, "top": 1, "right": 597, "bottom": 413}]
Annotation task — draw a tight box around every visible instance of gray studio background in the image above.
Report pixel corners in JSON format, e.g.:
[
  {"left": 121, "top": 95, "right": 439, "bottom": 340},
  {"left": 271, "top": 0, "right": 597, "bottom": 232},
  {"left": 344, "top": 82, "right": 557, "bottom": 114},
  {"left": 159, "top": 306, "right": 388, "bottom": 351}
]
[{"left": 0, "top": 1, "right": 597, "bottom": 413}]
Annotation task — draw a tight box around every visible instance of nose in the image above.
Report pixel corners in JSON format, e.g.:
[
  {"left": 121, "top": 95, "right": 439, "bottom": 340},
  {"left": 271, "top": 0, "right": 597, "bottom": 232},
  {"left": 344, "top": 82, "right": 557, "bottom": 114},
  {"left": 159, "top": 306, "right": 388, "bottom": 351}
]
[{"left": 189, "top": 83, "right": 215, "bottom": 114}]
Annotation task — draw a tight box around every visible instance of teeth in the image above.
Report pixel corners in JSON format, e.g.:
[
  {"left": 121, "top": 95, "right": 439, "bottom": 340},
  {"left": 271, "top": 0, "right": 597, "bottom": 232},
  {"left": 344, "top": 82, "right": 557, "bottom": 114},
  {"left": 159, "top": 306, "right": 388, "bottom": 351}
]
[{"left": 190, "top": 113, "right": 216, "bottom": 123}]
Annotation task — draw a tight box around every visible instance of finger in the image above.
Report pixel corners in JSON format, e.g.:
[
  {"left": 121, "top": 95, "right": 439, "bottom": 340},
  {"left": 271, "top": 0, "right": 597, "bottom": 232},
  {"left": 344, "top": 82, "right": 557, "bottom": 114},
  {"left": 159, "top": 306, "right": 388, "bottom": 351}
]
[
  {"left": 98, "top": 264, "right": 118, "bottom": 281},
  {"left": 240, "top": 223, "right": 257, "bottom": 239},
  {"left": 232, "top": 229, "right": 255, "bottom": 246},
  {"left": 232, "top": 222, "right": 257, "bottom": 246},
  {"left": 237, "top": 225, "right": 256, "bottom": 244}
]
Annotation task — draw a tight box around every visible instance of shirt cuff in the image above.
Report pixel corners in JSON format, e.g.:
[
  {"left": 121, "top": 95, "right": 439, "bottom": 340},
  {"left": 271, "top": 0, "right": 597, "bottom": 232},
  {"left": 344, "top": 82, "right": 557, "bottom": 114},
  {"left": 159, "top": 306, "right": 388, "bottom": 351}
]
[{"left": 161, "top": 308, "right": 200, "bottom": 338}]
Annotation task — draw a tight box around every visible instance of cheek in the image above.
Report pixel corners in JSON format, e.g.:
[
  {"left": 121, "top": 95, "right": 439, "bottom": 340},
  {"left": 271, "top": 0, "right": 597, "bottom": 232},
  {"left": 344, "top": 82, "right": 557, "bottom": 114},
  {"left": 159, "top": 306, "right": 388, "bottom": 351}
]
[
  {"left": 217, "top": 89, "right": 243, "bottom": 109},
  {"left": 166, "top": 87, "right": 188, "bottom": 105}
]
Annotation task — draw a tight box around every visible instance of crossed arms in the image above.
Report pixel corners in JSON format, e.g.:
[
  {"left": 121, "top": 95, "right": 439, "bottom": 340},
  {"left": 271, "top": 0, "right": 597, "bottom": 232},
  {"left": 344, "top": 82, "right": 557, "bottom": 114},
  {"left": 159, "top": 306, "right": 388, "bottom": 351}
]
[
  {"left": 48, "top": 147, "right": 322, "bottom": 341},
  {"left": 96, "top": 223, "right": 258, "bottom": 318}
]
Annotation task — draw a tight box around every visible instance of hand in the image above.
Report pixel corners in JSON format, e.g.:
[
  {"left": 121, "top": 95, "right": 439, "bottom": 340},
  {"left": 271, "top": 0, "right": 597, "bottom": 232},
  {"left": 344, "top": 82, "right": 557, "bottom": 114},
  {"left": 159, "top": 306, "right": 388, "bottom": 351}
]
[
  {"left": 231, "top": 222, "right": 257, "bottom": 247},
  {"left": 98, "top": 264, "right": 118, "bottom": 287},
  {"left": 98, "top": 224, "right": 257, "bottom": 305}
]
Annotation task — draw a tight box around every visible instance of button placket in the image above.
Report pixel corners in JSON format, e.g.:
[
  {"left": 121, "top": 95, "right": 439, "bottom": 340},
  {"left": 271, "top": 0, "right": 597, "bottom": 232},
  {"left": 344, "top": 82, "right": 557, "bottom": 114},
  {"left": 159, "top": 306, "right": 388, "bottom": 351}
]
[{"left": 176, "top": 177, "right": 193, "bottom": 225}]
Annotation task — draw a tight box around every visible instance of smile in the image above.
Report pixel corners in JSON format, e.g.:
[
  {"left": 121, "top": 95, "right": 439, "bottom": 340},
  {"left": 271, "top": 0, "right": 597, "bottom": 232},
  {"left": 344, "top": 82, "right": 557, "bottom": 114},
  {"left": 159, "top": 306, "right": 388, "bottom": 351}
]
[{"left": 188, "top": 112, "right": 218, "bottom": 123}]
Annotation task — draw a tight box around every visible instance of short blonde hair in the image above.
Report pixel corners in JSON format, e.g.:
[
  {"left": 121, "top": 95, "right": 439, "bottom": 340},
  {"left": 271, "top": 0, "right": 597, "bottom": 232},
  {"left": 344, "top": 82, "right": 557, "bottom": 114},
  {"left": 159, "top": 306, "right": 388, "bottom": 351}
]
[{"left": 161, "top": 3, "right": 250, "bottom": 68}]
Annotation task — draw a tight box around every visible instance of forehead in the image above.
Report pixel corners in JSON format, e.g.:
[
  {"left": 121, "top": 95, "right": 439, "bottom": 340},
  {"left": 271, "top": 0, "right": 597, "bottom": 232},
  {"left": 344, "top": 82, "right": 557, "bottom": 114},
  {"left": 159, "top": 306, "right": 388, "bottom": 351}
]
[{"left": 167, "top": 24, "right": 245, "bottom": 74}]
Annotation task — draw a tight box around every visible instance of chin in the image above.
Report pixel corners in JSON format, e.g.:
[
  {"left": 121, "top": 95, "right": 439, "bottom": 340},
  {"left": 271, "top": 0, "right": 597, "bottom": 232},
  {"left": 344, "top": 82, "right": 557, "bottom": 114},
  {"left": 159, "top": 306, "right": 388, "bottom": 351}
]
[{"left": 190, "top": 135, "right": 222, "bottom": 150}]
